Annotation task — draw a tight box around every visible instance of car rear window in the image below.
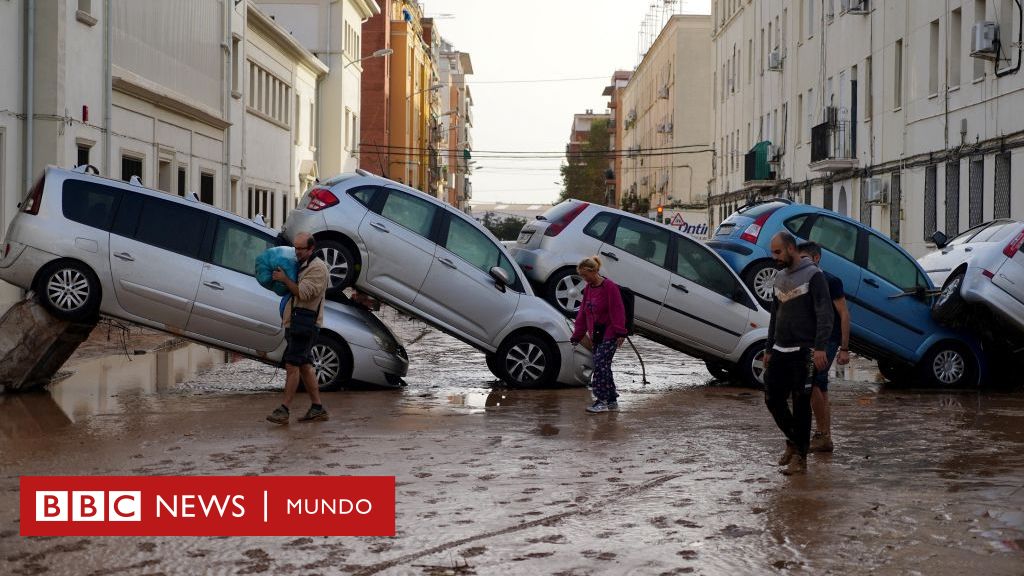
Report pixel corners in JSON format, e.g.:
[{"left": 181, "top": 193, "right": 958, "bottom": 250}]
[
  {"left": 736, "top": 201, "right": 787, "bottom": 218},
  {"left": 538, "top": 201, "right": 583, "bottom": 222},
  {"left": 583, "top": 212, "right": 615, "bottom": 240},
  {"left": 62, "top": 180, "right": 122, "bottom": 231},
  {"left": 971, "top": 221, "right": 1021, "bottom": 244}
]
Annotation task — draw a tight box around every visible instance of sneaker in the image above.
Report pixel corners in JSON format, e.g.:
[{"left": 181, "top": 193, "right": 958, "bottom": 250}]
[
  {"left": 298, "top": 405, "right": 329, "bottom": 422},
  {"left": 809, "top": 432, "right": 834, "bottom": 453},
  {"left": 781, "top": 454, "right": 807, "bottom": 476},
  {"left": 586, "top": 401, "right": 609, "bottom": 414},
  {"left": 266, "top": 406, "right": 289, "bottom": 425},
  {"left": 777, "top": 443, "right": 796, "bottom": 466},
  {"left": 607, "top": 401, "right": 619, "bottom": 411}
]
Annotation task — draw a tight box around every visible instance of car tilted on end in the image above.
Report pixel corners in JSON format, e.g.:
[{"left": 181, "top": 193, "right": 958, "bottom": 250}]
[
  {"left": 709, "top": 199, "right": 987, "bottom": 387},
  {"left": 280, "top": 170, "right": 593, "bottom": 388},
  {"left": 0, "top": 166, "right": 408, "bottom": 390},
  {"left": 508, "top": 200, "right": 771, "bottom": 386}
]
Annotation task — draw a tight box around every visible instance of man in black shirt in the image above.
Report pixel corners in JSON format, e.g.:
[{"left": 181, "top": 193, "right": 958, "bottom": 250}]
[
  {"left": 799, "top": 242, "right": 851, "bottom": 453},
  {"left": 764, "top": 232, "right": 833, "bottom": 475}
]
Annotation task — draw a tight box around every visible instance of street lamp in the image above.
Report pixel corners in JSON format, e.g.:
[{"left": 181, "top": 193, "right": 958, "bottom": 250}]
[
  {"left": 406, "top": 83, "right": 444, "bottom": 100},
  {"left": 343, "top": 48, "right": 393, "bottom": 68}
]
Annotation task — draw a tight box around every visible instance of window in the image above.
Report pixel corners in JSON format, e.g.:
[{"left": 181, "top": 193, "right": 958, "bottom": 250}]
[
  {"left": 946, "top": 161, "right": 961, "bottom": 234},
  {"left": 294, "top": 95, "right": 302, "bottom": 145},
  {"left": 246, "top": 60, "right": 291, "bottom": 126},
  {"left": 212, "top": 219, "right": 274, "bottom": 276},
  {"left": 797, "top": 94, "right": 803, "bottom": 144},
  {"left": 177, "top": 166, "right": 186, "bottom": 196},
  {"left": 200, "top": 172, "right": 214, "bottom": 204},
  {"left": 351, "top": 113, "right": 359, "bottom": 151},
  {"left": 806, "top": 0, "right": 815, "bottom": 39},
  {"left": 672, "top": 236, "right": 740, "bottom": 298},
  {"left": 231, "top": 37, "right": 241, "bottom": 95},
  {"left": 583, "top": 212, "right": 615, "bottom": 240},
  {"left": 808, "top": 216, "right": 859, "bottom": 261},
  {"left": 865, "top": 55, "right": 873, "bottom": 118},
  {"left": 121, "top": 155, "right": 143, "bottom": 182},
  {"left": 345, "top": 108, "right": 351, "bottom": 151},
  {"left": 348, "top": 186, "right": 381, "bottom": 207},
  {"left": 866, "top": 234, "right": 922, "bottom": 290},
  {"left": 999, "top": 0, "right": 1016, "bottom": 72},
  {"left": 929, "top": 20, "right": 940, "bottom": 95},
  {"left": 78, "top": 0, "right": 91, "bottom": 13},
  {"left": 62, "top": 180, "right": 120, "bottom": 231},
  {"left": 951, "top": 9, "right": 962, "bottom": 87},
  {"left": 379, "top": 190, "right": 437, "bottom": 237},
  {"left": 134, "top": 197, "right": 208, "bottom": 258},
  {"left": 890, "top": 173, "right": 901, "bottom": 242},
  {"left": 924, "top": 165, "right": 938, "bottom": 240},
  {"left": 975, "top": 0, "right": 987, "bottom": 79},
  {"left": 158, "top": 160, "right": 172, "bottom": 193},
  {"left": 995, "top": 151, "right": 1011, "bottom": 218},
  {"left": 76, "top": 144, "right": 90, "bottom": 168},
  {"left": 894, "top": 39, "right": 903, "bottom": 108},
  {"left": 309, "top": 102, "right": 316, "bottom": 147},
  {"left": 610, "top": 217, "right": 670, "bottom": 267},
  {"left": 968, "top": 157, "right": 985, "bottom": 227},
  {"left": 444, "top": 216, "right": 502, "bottom": 274}
]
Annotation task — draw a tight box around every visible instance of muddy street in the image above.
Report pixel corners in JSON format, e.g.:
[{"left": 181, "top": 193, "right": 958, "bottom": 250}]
[{"left": 2, "top": 310, "right": 1023, "bottom": 575}]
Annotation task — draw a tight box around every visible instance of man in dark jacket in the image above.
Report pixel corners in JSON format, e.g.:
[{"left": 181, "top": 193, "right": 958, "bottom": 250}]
[{"left": 764, "top": 231, "right": 833, "bottom": 475}]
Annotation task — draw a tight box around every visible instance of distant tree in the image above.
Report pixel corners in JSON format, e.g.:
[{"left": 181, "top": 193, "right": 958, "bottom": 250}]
[
  {"left": 559, "top": 118, "right": 611, "bottom": 204},
  {"left": 481, "top": 211, "right": 528, "bottom": 241}
]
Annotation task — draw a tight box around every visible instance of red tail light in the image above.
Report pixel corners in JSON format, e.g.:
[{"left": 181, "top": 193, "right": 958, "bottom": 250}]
[
  {"left": 21, "top": 176, "right": 45, "bottom": 215},
  {"left": 544, "top": 202, "right": 589, "bottom": 237},
  {"left": 1003, "top": 229, "right": 1024, "bottom": 258},
  {"left": 739, "top": 208, "right": 779, "bottom": 244},
  {"left": 306, "top": 188, "right": 339, "bottom": 211}
]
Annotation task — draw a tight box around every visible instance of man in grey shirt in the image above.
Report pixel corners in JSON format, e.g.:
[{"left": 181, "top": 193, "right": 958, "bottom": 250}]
[{"left": 764, "top": 231, "right": 833, "bottom": 475}]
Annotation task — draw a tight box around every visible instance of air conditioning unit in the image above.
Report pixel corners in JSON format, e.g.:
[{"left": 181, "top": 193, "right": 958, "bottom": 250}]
[
  {"left": 971, "top": 22, "right": 999, "bottom": 61},
  {"left": 843, "top": 0, "right": 869, "bottom": 15},
  {"left": 767, "top": 49, "right": 783, "bottom": 71},
  {"left": 865, "top": 178, "right": 888, "bottom": 204}
]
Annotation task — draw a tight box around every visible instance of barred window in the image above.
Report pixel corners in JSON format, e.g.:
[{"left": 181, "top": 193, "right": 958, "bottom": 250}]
[
  {"left": 968, "top": 157, "right": 984, "bottom": 227},
  {"left": 889, "top": 173, "right": 901, "bottom": 243},
  {"left": 945, "top": 160, "right": 960, "bottom": 235},
  {"left": 246, "top": 61, "right": 291, "bottom": 127},
  {"left": 924, "top": 165, "right": 937, "bottom": 241},
  {"left": 995, "top": 152, "right": 1011, "bottom": 219}
]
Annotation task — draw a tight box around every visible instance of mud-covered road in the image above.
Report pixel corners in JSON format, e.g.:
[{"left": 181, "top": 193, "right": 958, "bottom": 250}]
[{"left": 2, "top": 309, "right": 1023, "bottom": 575}]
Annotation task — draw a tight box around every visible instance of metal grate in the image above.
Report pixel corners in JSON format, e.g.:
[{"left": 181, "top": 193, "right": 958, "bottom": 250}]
[
  {"left": 969, "top": 157, "right": 984, "bottom": 227},
  {"left": 860, "top": 179, "right": 871, "bottom": 225},
  {"left": 889, "top": 173, "right": 901, "bottom": 243},
  {"left": 823, "top": 183, "right": 833, "bottom": 211},
  {"left": 945, "top": 161, "right": 960, "bottom": 235},
  {"left": 924, "top": 165, "right": 937, "bottom": 240},
  {"left": 804, "top": 183, "right": 812, "bottom": 204},
  {"left": 995, "top": 151, "right": 1011, "bottom": 219}
]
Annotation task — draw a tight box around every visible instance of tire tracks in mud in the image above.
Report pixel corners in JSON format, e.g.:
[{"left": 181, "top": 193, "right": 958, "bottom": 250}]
[{"left": 349, "top": 471, "right": 683, "bottom": 575}]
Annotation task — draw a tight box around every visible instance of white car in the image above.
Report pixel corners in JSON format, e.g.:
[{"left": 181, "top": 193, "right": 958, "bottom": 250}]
[
  {"left": 280, "top": 170, "right": 593, "bottom": 388},
  {"left": 919, "top": 220, "right": 1024, "bottom": 335},
  {"left": 508, "top": 199, "right": 770, "bottom": 386},
  {"left": 0, "top": 166, "right": 409, "bottom": 390}
]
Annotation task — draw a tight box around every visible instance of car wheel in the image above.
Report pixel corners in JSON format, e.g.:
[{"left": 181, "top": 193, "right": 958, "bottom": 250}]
[
  {"left": 735, "top": 342, "right": 768, "bottom": 388},
  {"left": 743, "top": 261, "right": 778, "bottom": 308},
  {"left": 36, "top": 260, "right": 101, "bottom": 322},
  {"left": 877, "top": 359, "right": 911, "bottom": 383},
  {"left": 545, "top": 268, "right": 585, "bottom": 317},
  {"left": 311, "top": 333, "right": 353, "bottom": 391},
  {"left": 316, "top": 239, "right": 356, "bottom": 293},
  {"left": 705, "top": 360, "right": 732, "bottom": 381},
  {"left": 485, "top": 353, "right": 502, "bottom": 380},
  {"left": 932, "top": 272, "right": 967, "bottom": 326},
  {"left": 495, "top": 333, "right": 560, "bottom": 387},
  {"left": 918, "top": 341, "right": 978, "bottom": 388}
]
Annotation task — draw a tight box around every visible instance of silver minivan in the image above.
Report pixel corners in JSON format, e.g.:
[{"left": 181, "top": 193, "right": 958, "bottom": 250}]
[
  {"left": 509, "top": 200, "right": 770, "bottom": 386},
  {"left": 280, "top": 170, "right": 593, "bottom": 388},
  {"left": 0, "top": 166, "right": 408, "bottom": 390}
]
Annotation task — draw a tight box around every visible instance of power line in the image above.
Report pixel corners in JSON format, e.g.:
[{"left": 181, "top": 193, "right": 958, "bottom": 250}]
[{"left": 466, "top": 75, "right": 609, "bottom": 84}]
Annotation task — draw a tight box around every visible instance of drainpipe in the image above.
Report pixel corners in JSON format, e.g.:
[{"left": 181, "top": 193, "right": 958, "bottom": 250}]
[
  {"left": 223, "top": 0, "right": 231, "bottom": 211},
  {"left": 104, "top": 0, "right": 112, "bottom": 177},
  {"left": 24, "top": 0, "right": 35, "bottom": 191},
  {"left": 995, "top": 0, "right": 1023, "bottom": 78}
]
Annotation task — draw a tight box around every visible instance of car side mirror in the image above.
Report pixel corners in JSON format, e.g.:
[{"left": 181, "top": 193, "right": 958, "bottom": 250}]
[
  {"left": 489, "top": 266, "right": 510, "bottom": 290},
  {"left": 931, "top": 230, "right": 948, "bottom": 249}
]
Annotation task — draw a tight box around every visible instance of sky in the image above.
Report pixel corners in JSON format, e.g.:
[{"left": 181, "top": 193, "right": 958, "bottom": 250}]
[{"left": 419, "top": 0, "right": 712, "bottom": 205}]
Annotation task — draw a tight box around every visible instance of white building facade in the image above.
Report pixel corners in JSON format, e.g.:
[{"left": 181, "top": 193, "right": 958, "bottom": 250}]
[
  {"left": 711, "top": 0, "right": 1024, "bottom": 256},
  {"left": 621, "top": 15, "right": 714, "bottom": 231}
]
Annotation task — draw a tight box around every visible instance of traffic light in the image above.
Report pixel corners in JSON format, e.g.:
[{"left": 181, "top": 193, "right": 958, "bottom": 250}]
[{"left": 657, "top": 205, "right": 664, "bottom": 223}]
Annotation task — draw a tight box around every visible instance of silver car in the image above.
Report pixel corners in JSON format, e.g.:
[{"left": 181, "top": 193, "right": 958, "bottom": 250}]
[
  {"left": 508, "top": 200, "right": 770, "bottom": 386},
  {"left": 0, "top": 166, "right": 408, "bottom": 390},
  {"left": 920, "top": 220, "right": 1024, "bottom": 335},
  {"left": 280, "top": 170, "right": 592, "bottom": 388}
]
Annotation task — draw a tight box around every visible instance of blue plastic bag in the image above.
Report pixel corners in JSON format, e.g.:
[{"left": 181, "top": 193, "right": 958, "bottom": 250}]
[{"left": 255, "top": 246, "right": 298, "bottom": 296}]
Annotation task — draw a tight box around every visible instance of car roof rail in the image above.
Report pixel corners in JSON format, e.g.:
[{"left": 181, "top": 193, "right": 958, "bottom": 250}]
[
  {"left": 738, "top": 196, "right": 792, "bottom": 210},
  {"left": 71, "top": 164, "right": 100, "bottom": 175},
  {"left": 355, "top": 168, "right": 376, "bottom": 177}
]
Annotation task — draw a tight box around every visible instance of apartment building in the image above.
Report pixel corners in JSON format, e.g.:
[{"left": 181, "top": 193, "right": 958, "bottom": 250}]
[
  {"left": 603, "top": 70, "right": 633, "bottom": 208},
  {"left": 621, "top": 14, "right": 713, "bottom": 231},
  {"left": 711, "top": 0, "right": 1024, "bottom": 256}
]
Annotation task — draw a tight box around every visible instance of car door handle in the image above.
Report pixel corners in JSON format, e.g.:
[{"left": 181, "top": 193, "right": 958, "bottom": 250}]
[
  {"left": 437, "top": 256, "right": 458, "bottom": 269},
  {"left": 863, "top": 278, "right": 879, "bottom": 288},
  {"left": 203, "top": 281, "right": 224, "bottom": 291},
  {"left": 671, "top": 282, "right": 689, "bottom": 293},
  {"left": 370, "top": 221, "right": 390, "bottom": 233},
  {"left": 600, "top": 250, "right": 619, "bottom": 261},
  {"left": 113, "top": 252, "right": 134, "bottom": 261}
]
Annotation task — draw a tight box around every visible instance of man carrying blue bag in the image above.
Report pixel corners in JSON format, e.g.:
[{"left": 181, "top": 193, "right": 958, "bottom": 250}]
[{"left": 260, "top": 232, "right": 330, "bottom": 425}]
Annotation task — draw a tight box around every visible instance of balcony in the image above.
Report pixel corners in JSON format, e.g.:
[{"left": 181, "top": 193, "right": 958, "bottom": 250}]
[
  {"left": 809, "top": 117, "right": 858, "bottom": 172},
  {"left": 742, "top": 141, "right": 777, "bottom": 189}
]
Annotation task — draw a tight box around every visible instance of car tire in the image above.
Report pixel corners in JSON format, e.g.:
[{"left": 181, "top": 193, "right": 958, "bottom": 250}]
[
  {"left": 35, "top": 260, "right": 101, "bottom": 322},
  {"left": 877, "top": 359, "right": 912, "bottom": 383},
  {"left": 316, "top": 239, "right": 357, "bottom": 294},
  {"left": 734, "top": 342, "right": 768, "bottom": 388},
  {"left": 918, "top": 341, "right": 978, "bottom": 388},
  {"left": 545, "top": 267, "right": 585, "bottom": 317},
  {"left": 311, "top": 332, "right": 353, "bottom": 391},
  {"left": 495, "top": 333, "right": 560, "bottom": 387},
  {"left": 705, "top": 360, "right": 732, "bottom": 381},
  {"left": 743, "top": 261, "right": 778, "bottom": 308},
  {"left": 932, "top": 271, "right": 967, "bottom": 326}
]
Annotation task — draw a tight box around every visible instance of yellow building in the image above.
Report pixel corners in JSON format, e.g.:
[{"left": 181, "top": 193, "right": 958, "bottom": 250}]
[{"left": 387, "top": 1, "right": 433, "bottom": 191}]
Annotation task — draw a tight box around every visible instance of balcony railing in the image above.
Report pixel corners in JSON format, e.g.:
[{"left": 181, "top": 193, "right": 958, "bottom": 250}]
[
  {"left": 809, "top": 119, "right": 858, "bottom": 172},
  {"left": 743, "top": 141, "right": 776, "bottom": 188}
]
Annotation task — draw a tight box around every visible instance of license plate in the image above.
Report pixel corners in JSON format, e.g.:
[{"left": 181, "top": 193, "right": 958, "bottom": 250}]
[{"left": 517, "top": 231, "right": 534, "bottom": 244}]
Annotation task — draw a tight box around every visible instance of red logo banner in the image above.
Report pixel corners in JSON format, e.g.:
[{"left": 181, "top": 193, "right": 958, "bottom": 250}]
[{"left": 20, "top": 476, "right": 395, "bottom": 536}]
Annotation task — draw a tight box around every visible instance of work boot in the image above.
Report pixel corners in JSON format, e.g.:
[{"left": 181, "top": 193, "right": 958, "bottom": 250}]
[
  {"left": 781, "top": 454, "right": 807, "bottom": 476},
  {"left": 777, "top": 442, "right": 796, "bottom": 466},
  {"left": 810, "top": 432, "right": 834, "bottom": 453}
]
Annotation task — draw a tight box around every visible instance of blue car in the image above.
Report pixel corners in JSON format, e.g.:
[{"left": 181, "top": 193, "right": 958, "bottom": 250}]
[{"left": 709, "top": 199, "right": 986, "bottom": 387}]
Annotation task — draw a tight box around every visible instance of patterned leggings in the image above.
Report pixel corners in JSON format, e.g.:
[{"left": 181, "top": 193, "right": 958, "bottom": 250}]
[{"left": 591, "top": 339, "right": 619, "bottom": 403}]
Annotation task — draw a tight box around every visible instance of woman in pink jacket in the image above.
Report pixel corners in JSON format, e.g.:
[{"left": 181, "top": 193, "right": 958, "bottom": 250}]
[{"left": 570, "top": 256, "right": 627, "bottom": 413}]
